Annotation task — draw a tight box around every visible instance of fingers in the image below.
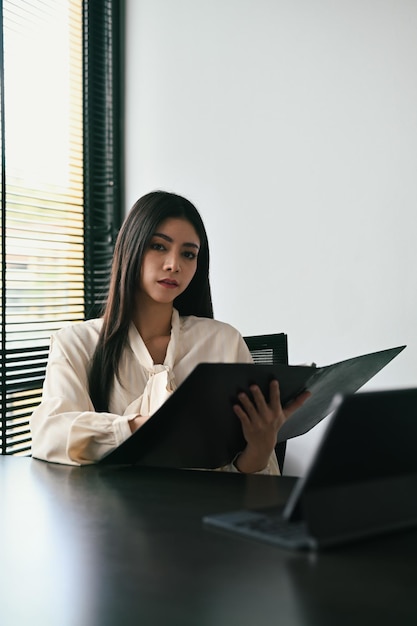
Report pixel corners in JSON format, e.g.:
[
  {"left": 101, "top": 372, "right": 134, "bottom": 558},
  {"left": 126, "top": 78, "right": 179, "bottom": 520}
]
[
  {"left": 233, "top": 381, "right": 310, "bottom": 422},
  {"left": 246, "top": 384, "right": 269, "bottom": 413},
  {"left": 233, "top": 393, "right": 259, "bottom": 427},
  {"left": 283, "top": 390, "right": 311, "bottom": 417},
  {"left": 268, "top": 379, "right": 281, "bottom": 411},
  {"left": 232, "top": 402, "right": 251, "bottom": 426},
  {"left": 233, "top": 380, "right": 281, "bottom": 421},
  {"left": 233, "top": 382, "right": 312, "bottom": 460},
  {"left": 236, "top": 380, "right": 279, "bottom": 408}
]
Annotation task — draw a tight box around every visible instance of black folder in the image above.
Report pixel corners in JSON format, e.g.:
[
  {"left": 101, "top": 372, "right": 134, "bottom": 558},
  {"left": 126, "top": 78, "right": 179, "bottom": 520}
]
[{"left": 100, "top": 345, "right": 405, "bottom": 468}]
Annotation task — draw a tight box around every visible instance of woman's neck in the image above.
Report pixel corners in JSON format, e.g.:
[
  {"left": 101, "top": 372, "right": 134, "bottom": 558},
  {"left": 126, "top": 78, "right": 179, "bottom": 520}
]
[
  {"left": 133, "top": 301, "right": 173, "bottom": 343},
  {"left": 133, "top": 301, "right": 174, "bottom": 364}
]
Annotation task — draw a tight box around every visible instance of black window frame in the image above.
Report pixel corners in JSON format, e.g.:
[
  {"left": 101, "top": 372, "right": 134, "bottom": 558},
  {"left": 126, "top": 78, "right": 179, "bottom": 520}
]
[{"left": 83, "top": 0, "right": 124, "bottom": 320}]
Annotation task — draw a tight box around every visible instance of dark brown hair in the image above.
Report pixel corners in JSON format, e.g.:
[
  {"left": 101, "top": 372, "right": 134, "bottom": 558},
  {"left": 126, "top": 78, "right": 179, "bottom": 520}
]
[{"left": 88, "top": 191, "right": 213, "bottom": 411}]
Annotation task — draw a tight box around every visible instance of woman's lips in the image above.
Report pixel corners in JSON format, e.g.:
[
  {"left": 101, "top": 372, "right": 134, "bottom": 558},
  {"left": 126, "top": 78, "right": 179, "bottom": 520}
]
[{"left": 158, "top": 279, "right": 179, "bottom": 289}]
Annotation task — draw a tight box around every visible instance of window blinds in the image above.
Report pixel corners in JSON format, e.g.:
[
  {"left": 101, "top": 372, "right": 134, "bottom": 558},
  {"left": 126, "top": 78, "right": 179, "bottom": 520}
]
[{"left": 1, "top": 0, "right": 83, "bottom": 455}]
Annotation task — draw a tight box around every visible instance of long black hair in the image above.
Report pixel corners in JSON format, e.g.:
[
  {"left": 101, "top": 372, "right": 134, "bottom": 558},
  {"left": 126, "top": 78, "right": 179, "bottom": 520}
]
[{"left": 88, "top": 191, "right": 213, "bottom": 411}]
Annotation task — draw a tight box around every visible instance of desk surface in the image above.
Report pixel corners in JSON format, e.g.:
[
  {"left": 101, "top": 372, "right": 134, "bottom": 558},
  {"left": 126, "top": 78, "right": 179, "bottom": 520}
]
[{"left": 1, "top": 457, "right": 416, "bottom": 626}]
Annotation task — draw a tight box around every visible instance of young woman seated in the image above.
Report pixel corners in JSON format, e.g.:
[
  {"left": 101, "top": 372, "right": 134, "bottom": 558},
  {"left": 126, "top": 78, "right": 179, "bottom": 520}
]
[{"left": 30, "top": 191, "right": 309, "bottom": 472}]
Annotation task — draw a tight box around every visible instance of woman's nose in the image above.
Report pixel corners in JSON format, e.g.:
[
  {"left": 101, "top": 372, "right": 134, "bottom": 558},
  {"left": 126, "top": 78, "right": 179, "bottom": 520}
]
[{"left": 163, "top": 253, "right": 180, "bottom": 272}]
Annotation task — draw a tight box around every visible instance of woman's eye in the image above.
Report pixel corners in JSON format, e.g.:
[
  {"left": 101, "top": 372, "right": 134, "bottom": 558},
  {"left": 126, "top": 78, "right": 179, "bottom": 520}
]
[
  {"left": 183, "top": 251, "right": 197, "bottom": 260},
  {"left": 150, "top": 243, "right": 165, "bottom": 251}
]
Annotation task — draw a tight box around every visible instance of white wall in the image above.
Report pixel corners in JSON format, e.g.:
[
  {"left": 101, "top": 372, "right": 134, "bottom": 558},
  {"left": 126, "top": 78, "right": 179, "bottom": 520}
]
[{"left": 124, "top": 0, "right": 417, "bottom": 475}]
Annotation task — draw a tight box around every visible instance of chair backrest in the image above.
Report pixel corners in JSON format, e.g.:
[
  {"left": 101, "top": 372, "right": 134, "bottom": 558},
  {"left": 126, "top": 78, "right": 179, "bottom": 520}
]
[
  {"left": 243, "top": 333, "right": 288, "bottom": 474},
  {"left": 243, "top": 333, "right": 288, "bottom": 366}
]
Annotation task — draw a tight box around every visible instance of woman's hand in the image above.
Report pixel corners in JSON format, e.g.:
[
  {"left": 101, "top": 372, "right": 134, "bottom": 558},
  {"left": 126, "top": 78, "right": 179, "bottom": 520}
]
[
  {"left": 232, "top": 380, "right": 310, "bottom": 473},
  {"left": 129, "top": 415, "right": 149, "bottom": 433}
]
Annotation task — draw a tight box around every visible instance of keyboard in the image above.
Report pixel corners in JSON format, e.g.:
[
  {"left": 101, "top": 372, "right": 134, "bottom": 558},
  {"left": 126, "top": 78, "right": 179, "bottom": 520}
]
[{"left": 203, "top": 508, "right": 317, "bottom": 550}]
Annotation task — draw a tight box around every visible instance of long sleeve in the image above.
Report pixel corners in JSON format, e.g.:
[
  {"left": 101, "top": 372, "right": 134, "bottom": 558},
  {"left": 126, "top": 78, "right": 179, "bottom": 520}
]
[
  {"left": 30, "top": 318, "right": 179, "bottom": 466},
  {"left": 30, "top": 327, "right": 137, "bottom": 466}
]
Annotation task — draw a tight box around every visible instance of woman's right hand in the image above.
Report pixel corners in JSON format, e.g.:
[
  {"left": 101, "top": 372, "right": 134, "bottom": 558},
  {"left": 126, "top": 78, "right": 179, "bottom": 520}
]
[{"left": 129, "top": 415, "right": 149, "bottom": 433}]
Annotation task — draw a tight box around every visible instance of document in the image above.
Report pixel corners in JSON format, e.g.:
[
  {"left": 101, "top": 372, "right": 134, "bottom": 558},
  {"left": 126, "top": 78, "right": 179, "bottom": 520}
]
[{"left": 100, "top": 345, "right": 406, "bottom": 469}]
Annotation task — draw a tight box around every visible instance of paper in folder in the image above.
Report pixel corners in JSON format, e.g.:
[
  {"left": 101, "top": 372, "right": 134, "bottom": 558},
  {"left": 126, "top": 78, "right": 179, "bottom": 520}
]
[{"left": 100, "top": 345, "right": 406, "bottom": 469}]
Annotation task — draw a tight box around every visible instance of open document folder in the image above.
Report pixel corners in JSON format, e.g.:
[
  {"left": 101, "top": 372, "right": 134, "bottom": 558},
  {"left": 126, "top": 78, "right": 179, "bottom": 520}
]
[{"left": 100, "top": 345, "right": 405, "bottom": 469}]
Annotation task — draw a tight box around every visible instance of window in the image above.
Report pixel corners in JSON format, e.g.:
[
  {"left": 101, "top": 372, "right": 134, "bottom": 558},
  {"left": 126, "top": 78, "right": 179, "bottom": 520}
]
[{"left": 0, "top": 0, "right": 122, "bottom": 455}]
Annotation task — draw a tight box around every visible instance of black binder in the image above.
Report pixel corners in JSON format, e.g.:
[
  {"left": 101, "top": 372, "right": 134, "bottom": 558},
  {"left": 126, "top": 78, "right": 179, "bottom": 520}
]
[{"left": 100, "top": 344, "right": 406, "bottom": 468}]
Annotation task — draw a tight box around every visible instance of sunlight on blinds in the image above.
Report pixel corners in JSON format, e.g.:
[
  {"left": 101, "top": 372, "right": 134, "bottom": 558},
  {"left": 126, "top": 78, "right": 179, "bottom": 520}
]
[
  {"left": 2, "top": 0, "right": 83, "bottom": 454},
  {"left": 4, "top": 0, "right": 83, "bottom": 350}
]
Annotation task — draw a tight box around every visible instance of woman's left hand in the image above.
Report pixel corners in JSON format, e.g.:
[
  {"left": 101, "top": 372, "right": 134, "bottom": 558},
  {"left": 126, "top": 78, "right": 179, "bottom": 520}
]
[{"left": 232, "top": 380, "right": 310, "bottom": 473}]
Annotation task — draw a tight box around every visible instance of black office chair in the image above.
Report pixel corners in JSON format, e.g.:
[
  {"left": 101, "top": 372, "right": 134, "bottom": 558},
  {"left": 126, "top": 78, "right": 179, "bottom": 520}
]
[{"left": 243, "top": 333, "right": 288, "bottom": 474}]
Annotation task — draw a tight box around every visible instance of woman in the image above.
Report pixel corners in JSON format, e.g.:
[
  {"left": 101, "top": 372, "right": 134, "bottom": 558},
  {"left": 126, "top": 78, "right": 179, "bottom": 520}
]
[{"left": 31, "top": 191, "right": 308, "bottom": 471}]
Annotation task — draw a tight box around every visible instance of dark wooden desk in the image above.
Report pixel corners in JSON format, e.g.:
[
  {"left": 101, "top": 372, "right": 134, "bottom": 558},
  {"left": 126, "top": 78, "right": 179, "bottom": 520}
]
[{"left": 1, "top": 457, "right": 416, "bottom": 626}]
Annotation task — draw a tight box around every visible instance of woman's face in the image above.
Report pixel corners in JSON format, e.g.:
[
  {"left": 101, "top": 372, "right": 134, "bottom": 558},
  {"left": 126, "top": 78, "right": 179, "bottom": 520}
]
[{"left": 138, "top": 218, "right": 200, "bottom": 306}]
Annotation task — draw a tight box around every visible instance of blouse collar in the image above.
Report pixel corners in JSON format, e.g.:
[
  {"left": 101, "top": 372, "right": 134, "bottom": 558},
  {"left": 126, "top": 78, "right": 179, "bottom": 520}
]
[{"left": 128, "top": 308, "right": 180, "bottom": 370}]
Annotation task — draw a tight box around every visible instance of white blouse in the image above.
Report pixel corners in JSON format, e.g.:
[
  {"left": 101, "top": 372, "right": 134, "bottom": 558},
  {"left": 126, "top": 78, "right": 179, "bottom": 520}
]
[{"left": 30, "top": 309, "right": 279, "bottom": 474}]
